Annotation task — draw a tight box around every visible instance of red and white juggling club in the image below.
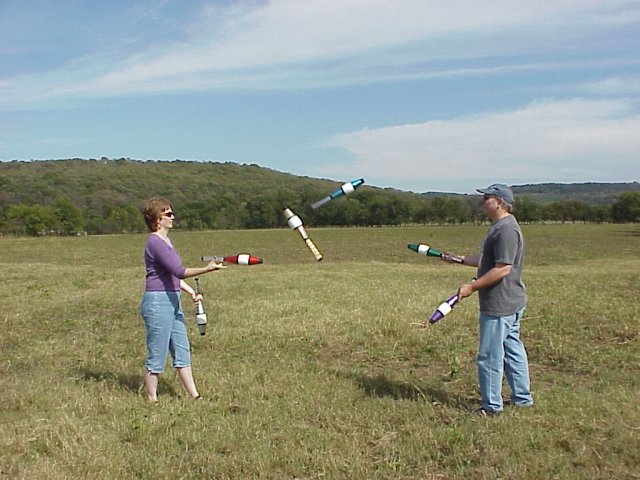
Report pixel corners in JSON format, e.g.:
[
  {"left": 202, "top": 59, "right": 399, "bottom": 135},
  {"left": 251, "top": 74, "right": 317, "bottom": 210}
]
[
  {"left": 283, "top": 207, "right": 323, "bottom": 261},
  {"left": 201, "top": 254, "right": 263, "bottom": 265}
]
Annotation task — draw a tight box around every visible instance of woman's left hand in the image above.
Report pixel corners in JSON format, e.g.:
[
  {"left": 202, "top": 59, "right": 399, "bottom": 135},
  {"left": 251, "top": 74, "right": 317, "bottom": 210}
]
[{"left": 206, "top": 260, "right": 226, "bottom": 272}]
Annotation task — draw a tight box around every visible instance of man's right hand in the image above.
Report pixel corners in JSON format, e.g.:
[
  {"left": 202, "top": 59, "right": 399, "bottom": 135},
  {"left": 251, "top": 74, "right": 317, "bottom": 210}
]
[{"left": 442, "top": 252, "right": 464, "bottom": 264}]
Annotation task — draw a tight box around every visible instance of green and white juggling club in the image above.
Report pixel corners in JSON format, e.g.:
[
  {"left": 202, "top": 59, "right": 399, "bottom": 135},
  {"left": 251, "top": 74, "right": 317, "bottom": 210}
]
[{"left": 407, "top": 243, "right": 463, "bottom": 263}]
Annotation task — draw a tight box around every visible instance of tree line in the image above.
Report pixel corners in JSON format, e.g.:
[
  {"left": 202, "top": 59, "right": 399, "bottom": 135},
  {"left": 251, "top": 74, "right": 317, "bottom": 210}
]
[{"left": 2, "top": 190, "right": 639, "bottom": 236}]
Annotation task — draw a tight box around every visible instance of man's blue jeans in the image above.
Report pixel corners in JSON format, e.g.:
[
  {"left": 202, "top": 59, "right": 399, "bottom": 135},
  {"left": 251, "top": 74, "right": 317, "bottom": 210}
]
[{"left": 477, "top": 309, "right": 533, "bottom": 412}]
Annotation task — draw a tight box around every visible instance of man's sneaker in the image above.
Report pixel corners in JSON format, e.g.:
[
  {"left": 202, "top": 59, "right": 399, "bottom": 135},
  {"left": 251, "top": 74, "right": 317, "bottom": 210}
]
[{"left": 474, "top": 407, "right": 501, "bottom": 417}]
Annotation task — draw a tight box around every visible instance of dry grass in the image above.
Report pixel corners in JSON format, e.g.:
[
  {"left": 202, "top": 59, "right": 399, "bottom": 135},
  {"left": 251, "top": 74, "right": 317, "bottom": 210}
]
[{"left": 1, "top": 224, "right": 639, "bottom": 479}]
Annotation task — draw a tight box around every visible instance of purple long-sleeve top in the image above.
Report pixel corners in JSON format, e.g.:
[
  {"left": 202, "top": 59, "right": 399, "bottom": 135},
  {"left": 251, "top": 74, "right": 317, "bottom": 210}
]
[{"left": 144, "top": 234, "right": 186, "bottom": 291}]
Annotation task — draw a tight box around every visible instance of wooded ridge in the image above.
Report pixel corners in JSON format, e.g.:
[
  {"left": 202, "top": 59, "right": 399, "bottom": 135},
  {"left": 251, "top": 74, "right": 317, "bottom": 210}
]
[{"left": 0, "top": 158, "right": 638, "bottom": 235}]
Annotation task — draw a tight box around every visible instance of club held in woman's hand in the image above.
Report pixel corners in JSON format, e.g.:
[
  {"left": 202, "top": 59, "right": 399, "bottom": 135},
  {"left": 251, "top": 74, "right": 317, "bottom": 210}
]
[
  {"left": 194, "top": 278, "right": 207, "bottom": 336},
  {"left": 201, "top": 254, "right": 263, "bottom": 265}
]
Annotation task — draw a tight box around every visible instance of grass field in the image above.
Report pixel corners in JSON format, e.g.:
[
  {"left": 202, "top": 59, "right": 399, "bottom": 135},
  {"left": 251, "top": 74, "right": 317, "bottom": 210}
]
[{"left": 1, "top": 224, "right": 638, "bottom": 479}]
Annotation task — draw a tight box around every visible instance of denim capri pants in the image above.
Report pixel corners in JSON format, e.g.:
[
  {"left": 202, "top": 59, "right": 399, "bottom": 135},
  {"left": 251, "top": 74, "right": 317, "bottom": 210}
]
[{"left": 140, "top": 291, "right": 191, "bottom": 373}]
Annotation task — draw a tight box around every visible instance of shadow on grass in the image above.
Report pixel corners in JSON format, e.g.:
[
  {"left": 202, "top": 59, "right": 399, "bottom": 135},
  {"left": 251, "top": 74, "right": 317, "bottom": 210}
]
[
  {"left": 617, "top": 227, "right": 640, "bottom": 237},
  {"left": 349, "top": 372, "right": 474, "bottom": 409},
  {"left": 77, "top": 367, "right": 178, "bottom": 398}
]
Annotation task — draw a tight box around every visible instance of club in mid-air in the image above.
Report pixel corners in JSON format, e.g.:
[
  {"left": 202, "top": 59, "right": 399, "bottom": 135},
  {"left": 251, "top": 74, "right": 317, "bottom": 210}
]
[
  {"left": 194, "top": 278, "right": 207, "bottom": 336},
  {"left": 201, "top": 254, "right": 263, "bottom": 265},
  {"left": 407, "top": 243, "right": 463, "bottom": 264},
  {"left": 311, "top": 178, "right": 365, "bottom": 209},
  {"left": 283, "top": 207, "right": 323, "bottom": 261}
]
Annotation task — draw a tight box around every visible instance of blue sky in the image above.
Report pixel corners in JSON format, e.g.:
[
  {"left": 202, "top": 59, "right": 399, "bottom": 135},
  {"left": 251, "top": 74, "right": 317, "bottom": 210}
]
[{"left": 1, "top": 0, "right": 639, "bottom": 193}]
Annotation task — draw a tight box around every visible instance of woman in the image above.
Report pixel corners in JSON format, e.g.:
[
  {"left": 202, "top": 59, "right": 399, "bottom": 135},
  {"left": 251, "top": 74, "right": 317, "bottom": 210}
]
[{"left": 140, "top": 197, "right": 224, "bottom": 403}]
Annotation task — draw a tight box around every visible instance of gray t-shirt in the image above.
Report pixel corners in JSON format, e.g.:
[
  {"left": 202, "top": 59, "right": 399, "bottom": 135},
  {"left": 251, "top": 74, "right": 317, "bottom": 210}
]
[{"left": 477, "top": 215, "right": 527, "bottom": 315}]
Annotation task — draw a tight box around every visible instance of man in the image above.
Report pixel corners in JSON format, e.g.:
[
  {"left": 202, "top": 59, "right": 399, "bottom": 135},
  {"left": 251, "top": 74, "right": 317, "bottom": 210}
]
[{"left": 444, "top": 183, "right": 533, "bottom": 416}]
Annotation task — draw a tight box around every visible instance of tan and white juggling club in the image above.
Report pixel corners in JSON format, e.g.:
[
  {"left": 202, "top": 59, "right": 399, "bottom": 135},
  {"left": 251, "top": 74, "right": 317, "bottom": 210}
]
[{"left": 283, "top": 207, "right": 323, "bottom": 261}]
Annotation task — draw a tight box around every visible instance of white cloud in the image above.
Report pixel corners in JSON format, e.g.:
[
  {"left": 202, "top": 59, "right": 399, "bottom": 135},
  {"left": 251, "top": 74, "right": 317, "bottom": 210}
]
[
  {"left": 84, "top": 0, "right": 640, "bottom": 87},
  {"left": 1, "top": 0, "right": 638, "bottom": 105},
  {"left": 580, "top": 75, "right": 640, "bottom": 96},
  {"left": 320, "top": 99, "right": 640, "bottom": 192}
]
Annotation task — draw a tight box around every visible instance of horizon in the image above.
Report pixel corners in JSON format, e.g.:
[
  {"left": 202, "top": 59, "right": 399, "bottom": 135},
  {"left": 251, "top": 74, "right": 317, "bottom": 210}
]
[{"left": 1, "top": 1, "right": 639, "bottom": 194}]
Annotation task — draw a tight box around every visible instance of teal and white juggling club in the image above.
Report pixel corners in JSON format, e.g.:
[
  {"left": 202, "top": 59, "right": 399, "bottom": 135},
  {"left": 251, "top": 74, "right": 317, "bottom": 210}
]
[{"left": 311, "top": 178, "right": 365, "bottom": 209}]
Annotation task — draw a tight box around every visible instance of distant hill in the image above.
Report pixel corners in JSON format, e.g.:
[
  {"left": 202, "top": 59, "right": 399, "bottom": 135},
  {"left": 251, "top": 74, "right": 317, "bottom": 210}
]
[
  {"left": 1, "top": 158, "right": 636, "bottom": 206},
  {"left": 422, "top": 182, "right": 640, "bottom": 205},
  {"left": 0, "top": 158, "right": 344, "bottom": 209},
  {"left": 1, "top": 159, "right": 638, "bottom": 234},
  {"left": 512, "top": 182, "right": 640, "bottom": 205},
  {"left": 0, "top": 158, "right": 418, "bottom": 232}
]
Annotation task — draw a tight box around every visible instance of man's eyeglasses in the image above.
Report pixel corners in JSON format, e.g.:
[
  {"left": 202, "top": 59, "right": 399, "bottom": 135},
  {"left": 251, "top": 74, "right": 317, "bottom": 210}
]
[{"left": 162, "top": 211, "right": 175, "bottom": 218}]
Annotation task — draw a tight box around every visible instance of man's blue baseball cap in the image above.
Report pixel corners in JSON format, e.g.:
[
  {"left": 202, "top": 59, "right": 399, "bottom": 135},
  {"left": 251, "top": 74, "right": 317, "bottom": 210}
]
[{"left": 476, "top": 183, "right": 514, "bottom": 204}]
